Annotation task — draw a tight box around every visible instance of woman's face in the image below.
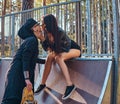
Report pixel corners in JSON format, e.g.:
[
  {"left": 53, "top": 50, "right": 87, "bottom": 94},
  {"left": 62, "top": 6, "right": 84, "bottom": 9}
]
[
  {"left": 41, "top": 19, "right": 54, "bottom": 43},
  {"left": 40, "top": 20, "right": 46, "bottom": 31}
]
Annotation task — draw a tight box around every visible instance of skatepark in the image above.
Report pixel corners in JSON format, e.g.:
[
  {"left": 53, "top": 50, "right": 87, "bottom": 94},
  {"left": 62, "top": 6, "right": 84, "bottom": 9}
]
[
  {"left": 0, "top": 0, "right": 119, "bottom": 104},
  {"left": 0, "top": 57, "right": 113, "bottom": 104}
]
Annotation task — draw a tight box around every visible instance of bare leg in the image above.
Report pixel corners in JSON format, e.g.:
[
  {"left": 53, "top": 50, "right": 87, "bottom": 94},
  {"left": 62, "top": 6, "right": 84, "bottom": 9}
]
[
  {"left": 56, "top": 57, "right": 72, "bottom": 86},
  {"left": 41, "top": 52, "right": 55, "bottom": 84},
  {"left": 55, "top": 49, "right": 80, "bottom": 86}
]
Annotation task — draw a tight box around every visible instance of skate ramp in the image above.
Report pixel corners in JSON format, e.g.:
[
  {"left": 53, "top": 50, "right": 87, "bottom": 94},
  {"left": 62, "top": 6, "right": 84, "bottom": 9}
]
[
  {"left": 0, "top": 57, "right": 113, "bottom": 104},
  {"left": 34, "top": 58, "right": 113, "bottom": 104},
  {"left": 0, "top": 58, "right": 12, "bottom": 103}
]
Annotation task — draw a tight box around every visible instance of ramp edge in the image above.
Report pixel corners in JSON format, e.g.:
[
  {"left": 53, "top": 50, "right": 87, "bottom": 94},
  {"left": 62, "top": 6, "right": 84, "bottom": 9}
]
[{"left": 97, "top": 61, "right": 112, "bottom": 104}]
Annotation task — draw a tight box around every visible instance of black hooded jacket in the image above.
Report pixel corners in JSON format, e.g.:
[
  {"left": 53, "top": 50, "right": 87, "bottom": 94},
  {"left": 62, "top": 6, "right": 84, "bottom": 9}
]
[
  {"left": 41, "top": 27, "right": 81, "bottom": 53},
  {"left": 2, "top": 22, "right": 44, "bottom": 103}
]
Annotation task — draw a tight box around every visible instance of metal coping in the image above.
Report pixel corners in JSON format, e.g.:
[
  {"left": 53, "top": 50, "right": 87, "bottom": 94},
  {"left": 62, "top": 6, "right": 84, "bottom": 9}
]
[
  {"left": 70, "top": 57, "right": 113, "bottom": 61},
  {"left": 0, "top": 57, "right": 113, "bottom": 61},
  {"left": 97, "top": 61, "right": 112, "bottom": 104}
]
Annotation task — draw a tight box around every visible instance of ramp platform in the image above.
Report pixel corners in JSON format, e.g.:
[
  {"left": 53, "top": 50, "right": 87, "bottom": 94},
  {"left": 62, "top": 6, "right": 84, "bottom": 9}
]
[
  {"left": 0, "top": 57, "right": 113, "bottom": 104},
  {"left": 34, "top": 58, "right": 113, "bottom": 104}
]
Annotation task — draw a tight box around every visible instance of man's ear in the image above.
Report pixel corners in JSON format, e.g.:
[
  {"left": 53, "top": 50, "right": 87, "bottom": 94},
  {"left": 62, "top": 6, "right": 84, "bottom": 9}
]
[{"left": 31, "top": 27, "right": 34, "bottom": 31}]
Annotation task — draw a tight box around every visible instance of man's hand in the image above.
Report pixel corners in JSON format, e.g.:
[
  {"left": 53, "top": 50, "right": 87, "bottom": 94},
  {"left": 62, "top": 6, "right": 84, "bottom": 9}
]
[{"left": 25, "top": 79, "right": 33, "bottom": 91}]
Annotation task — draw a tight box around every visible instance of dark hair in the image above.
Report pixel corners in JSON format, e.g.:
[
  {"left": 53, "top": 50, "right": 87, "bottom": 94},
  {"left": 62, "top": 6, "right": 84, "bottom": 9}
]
[{"left": 43, "top": 14, "right": 60, "bottom": 53}]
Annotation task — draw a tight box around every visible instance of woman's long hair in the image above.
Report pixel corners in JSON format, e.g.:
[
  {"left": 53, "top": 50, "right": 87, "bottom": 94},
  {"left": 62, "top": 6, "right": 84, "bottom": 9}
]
[{"left": 43, "top": 14, "right": 60, "bottom": 53}]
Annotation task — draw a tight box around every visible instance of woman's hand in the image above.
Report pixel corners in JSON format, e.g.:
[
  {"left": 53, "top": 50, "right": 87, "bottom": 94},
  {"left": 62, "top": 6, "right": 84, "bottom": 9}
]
[
  {"left": 25, "top": 79, "right": 33, "bottom": 91},
  {"left": 48, "top": 33, "right": 54, "bottom": 43}
]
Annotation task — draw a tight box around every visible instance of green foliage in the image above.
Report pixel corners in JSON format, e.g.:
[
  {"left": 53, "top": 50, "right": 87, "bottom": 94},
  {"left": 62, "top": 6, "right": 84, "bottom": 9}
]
[{"left": 0, "top": 44, "right": 11, "bottom": 57}]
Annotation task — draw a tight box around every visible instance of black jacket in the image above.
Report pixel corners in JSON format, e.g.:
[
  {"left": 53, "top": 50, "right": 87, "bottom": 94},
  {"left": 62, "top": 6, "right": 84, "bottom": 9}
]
[
  {"left": 41, "top": 27, "right": 80, "bottom": 53},
  {"left": 2, "top": 24, "right": 44, "bottom": 103},
  {"left": 41, "top": 27, "right": 71, "bottom": 52}
]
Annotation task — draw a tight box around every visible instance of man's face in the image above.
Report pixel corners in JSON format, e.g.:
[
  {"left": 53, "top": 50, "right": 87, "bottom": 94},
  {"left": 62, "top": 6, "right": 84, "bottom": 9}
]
[{"left": 32, "top": 23, "right": 41, "bottom": 32}]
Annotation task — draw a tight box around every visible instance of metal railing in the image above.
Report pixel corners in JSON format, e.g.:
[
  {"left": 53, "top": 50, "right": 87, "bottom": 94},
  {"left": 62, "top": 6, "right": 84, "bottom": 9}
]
[
  {"left": 0, "top": 0, "right": 119, "bottom": 103},
  {"left": 0, "top": 0, "right": 118, "bottom": 58}
]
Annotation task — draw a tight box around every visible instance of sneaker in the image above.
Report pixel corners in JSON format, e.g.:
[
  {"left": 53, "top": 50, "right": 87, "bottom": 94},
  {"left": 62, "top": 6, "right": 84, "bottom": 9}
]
[
  {"left": 62, "top": 84, "right": 76, "bottom": 100},
  {"left": 34, "top": 84, "right": 46, "bottom": 94}
]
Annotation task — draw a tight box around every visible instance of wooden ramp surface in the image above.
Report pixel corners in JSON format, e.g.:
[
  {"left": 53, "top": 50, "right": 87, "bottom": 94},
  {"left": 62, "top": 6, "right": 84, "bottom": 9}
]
[
  {"left": 0, "top": 58, "right": 112, "bottom": 104},
  {"left": 34, "top": 58, "right": 112, "bottom": 104}
]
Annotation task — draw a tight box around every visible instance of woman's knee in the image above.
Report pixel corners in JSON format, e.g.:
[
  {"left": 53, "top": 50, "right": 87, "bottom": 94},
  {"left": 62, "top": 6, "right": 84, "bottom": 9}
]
[
  {"left": 55, "top": 55, "right": 64, "bottom": 63},
  {"left": 47, "top": 53, "right": 55, "bottom": 62}
]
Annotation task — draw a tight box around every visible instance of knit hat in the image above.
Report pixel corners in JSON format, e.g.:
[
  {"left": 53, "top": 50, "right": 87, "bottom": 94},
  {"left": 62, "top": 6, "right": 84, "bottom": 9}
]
[
  {"left": 24, "top": 18, "right": 39, "bottom": 30},
  {"left": 18, "top": 18, "right": 39, "bottom": 40}
]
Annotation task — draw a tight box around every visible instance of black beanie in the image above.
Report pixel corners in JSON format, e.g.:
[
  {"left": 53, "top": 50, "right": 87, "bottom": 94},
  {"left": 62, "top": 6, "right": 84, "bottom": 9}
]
[
  {"left": 24, "top": 18, "right": 38, "bottom": 30},
  {"left": 18, "top": 18, "right": 38, "bottom": 40}
]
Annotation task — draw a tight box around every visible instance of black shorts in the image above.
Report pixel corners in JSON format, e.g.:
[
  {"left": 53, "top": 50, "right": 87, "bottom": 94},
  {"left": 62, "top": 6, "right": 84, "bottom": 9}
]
[
  {"left": 71, "top": 40, "right": 81, "bottom": 50},
  {"left": 70, "top": 40, "right": 81, "bottom": 57}
]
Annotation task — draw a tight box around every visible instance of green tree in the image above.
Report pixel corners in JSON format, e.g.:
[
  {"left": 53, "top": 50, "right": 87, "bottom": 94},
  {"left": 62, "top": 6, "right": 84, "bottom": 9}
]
[
  {"left": 22, "top": 0, "right": 34, "bottom": 10},
  {"left": 1, "top": 0, "right": 7, "bottom": 57},
  {"left": 21, "top": 0, "right": 34, "bottom": 25}
]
